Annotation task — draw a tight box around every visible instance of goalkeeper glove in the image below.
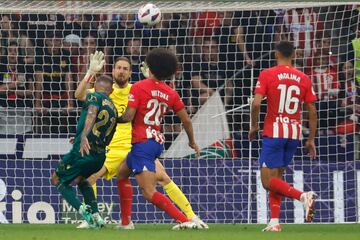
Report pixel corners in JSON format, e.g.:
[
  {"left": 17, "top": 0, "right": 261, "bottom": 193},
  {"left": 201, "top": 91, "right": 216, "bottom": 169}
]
[
  {"left": 85, "top": 50, "right": 105, "bottom": 83},
  {"left": 140, "top": 61, "right": 150, "bottom": 78}
]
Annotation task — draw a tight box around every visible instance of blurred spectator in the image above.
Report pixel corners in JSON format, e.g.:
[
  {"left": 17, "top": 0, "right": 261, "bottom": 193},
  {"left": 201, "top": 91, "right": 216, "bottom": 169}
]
[
  {"left": 213, "top": 11, "right": 242, "bottom": 71},
  {"left": 163, "top": 44, "right": 184, "bottom": 146},
  {"left": 191, "top": 38, "right": 233, "bottom": 106},
  {"left": 64, "top": 14, "right": 99, "bottom": 38},
  {"left": 20, "top": 13, "right": 65, "bottom": 48},
  {"left": 82, "top": 33, "right": 97, "bottom": 57},
  {"left": 34, "top": 31, "right": 73, "bottom": 113},
  {"left": 0, "top": 14, "right": 35, "bottom": 73},
  {"left": 312, "top": 31, "right": 338, "bottom": 72},
  {"left": 0, "top": 14, "right": 18, "bottom": 51},
  {"left": 18, "top": 32, "right": 35, "bottom": 67},
  {"left": 0, "top": 41, "right": 33, "bottom": 134},
  {"left": 0, "top": 41, "right": 33, "bottom": 107},
  {"left": 310, "top": 52, "right": 340, "bottom": 133},
  {"left": 336, "top": 6, "right": 359, "bottom": 62},
  {"left": 34, "top": 31, "right": 75, "bottom": 133},
  {"left": 106, "top": 14, "right": 143, "bottom": 70},
  {"left": 0, "top": 14, "right": 18, "bottom": 40},
  {"left": 311, "top": 52, "right": 340, "bottom": 101},
  {"left": 63, "top": 33, "right": 83, "bottom": 89},
  {"left": 230, "top": 10, "right": 276, "bottom": 132},
  {"left": 192, "top": 12, "right": 222, "bottom": 44},
  {"left": 145, "top": 13, "right": 172, "bottom": 48},
  {"left": 124, "top": 38, "right": 146, "bottom": 83},
  {"left": 234, "top": 10, "right": 276, "bottom": 68},
  {"left": 170, "top": 13, "right": 191, "bottom": 46},
  {"left": 78, "top": 33, "right": 98, "bottom": 80},
  {"left": 294, "top": 47, "right": 307, "bottom": 73},
  {"left": 280, "top": 8, "right": 323, "bottom": 57},
  {"left": 338, "top": 61, "right": 360, "bottom": 127}
]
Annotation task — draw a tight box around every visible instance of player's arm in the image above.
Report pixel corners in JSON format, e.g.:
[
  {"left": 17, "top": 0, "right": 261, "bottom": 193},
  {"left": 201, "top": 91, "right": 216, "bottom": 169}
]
[
  {"left": 74, "top": 51, "right": 105, "bottom": 102},
  {"left": 305, "top": 102, "right": 317, "bottom": 160},
  {"left": 80, "top": 105, "right": 99, "bottom": 157},
  {"left": 249, "top": 93, "right": 263, "bottom": 141},
  {"left": 117, "top": 106, "right": 137, "bottom": 123},
  {"left": 176, "top": 108, "right": 200, "bottom": 156}
]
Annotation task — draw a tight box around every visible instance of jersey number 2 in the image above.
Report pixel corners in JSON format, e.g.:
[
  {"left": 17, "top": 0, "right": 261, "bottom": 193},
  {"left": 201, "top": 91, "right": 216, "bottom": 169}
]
[
  {"left": 277, "top": 84, "right": 300, "bottom": 114},
  {"left": 144, "top": 99, "right": 168, "bottom": 126}
]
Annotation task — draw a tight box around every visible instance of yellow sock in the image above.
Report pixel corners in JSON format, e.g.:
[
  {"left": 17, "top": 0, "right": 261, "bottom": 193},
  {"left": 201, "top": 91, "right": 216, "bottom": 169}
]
[
  {"left": 92, "top": 183, "right": 97, "bottom": 198},
  {"left": 163, "top": 181, "right": 196, "bottom": 219}
]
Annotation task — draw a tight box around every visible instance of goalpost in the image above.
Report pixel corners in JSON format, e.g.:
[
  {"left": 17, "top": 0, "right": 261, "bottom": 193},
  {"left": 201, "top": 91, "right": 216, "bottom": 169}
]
[{"left": 0, "top": 1, "right": 358, "bottom": 224}]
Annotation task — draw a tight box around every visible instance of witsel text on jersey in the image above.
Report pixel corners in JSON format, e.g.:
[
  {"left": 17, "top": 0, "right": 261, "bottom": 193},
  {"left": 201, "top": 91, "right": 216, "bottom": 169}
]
[{"left": 151, "top": 90, "right": 169, "bottom": 100}]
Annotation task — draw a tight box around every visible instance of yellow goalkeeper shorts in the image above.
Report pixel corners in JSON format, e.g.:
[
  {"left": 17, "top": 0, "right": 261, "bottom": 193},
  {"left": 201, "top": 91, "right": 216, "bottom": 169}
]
[{"left": 103, "top": 144, "right": 131, "bottom": 180}]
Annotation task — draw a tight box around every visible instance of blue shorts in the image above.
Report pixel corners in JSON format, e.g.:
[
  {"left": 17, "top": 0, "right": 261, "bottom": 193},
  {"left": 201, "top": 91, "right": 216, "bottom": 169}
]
[
  {"left": 126, "top": 139, "right": 164, "bottom": 175},
  {"left": 259, "top": 137, "right": 300, "bottom": 168}
]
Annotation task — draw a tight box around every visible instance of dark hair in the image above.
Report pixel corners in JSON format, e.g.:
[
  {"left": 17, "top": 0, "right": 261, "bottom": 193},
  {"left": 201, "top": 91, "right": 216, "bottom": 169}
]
[
  {"left": 114, "top": 56, "right": 131, "bottom": 67},
  {"left": 97, "top": 74, "right": 113, "bottom": 85},
  {"left": 146, "top": 48, "right": 178, "bottom": 80},
  {"left": 275, "top": 41, "right": 294, "bottom": 58},
  {"left": 8, "top": 41, "right": 18, "bottom": 47}
]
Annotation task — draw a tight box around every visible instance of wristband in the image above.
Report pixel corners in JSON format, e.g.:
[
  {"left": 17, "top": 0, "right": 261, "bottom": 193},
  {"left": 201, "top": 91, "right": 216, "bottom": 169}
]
[{"left": 85, "top": 72, "right": 95, "bottom": 83}]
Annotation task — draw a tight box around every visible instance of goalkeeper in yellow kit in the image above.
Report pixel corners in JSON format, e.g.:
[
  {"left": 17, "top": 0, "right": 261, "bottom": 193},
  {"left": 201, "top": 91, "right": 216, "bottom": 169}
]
[{"left": 74, "top": 51, "right": 208, "bottom": 229}]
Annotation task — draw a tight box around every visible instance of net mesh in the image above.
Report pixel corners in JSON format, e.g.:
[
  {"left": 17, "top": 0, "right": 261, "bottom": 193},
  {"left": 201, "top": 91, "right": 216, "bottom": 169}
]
[{"left": 0, "top": 1, "right": 359, "bottom": 224}]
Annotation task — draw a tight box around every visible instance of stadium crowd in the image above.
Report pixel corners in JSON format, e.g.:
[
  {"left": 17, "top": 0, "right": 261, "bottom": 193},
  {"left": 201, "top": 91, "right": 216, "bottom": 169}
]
[{"left": 0, "top": 6, "right": 359, "bottom": 139}]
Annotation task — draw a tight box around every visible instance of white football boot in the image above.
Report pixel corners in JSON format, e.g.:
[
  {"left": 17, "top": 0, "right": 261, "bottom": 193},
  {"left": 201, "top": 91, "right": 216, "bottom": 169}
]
[
  {"left": 262, "top": 223, "right": 282, "bottom": 232},
  {"left": 301, "top": 191, "right": 317, "bottom": 222},
  {"left": 115, "top": 220, "right": 135, "bottom": 230},
  {"left": 172, "top": 221, "right": 198, "bottom": 230},
  {"left": 76, "top": 221, "right": 89, "bottom": 229}
]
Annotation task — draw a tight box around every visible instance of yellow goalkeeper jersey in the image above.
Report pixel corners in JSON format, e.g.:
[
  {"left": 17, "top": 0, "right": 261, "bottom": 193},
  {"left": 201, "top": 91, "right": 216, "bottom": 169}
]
[{"left": 90, "top": 83, "right": 132, "bottom": 148}]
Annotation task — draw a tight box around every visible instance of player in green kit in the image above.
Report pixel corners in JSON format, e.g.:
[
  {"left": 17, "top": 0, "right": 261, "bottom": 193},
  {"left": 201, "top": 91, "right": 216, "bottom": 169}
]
[{"left": 51, "top": 75, "right": 117, "bottom": 229}]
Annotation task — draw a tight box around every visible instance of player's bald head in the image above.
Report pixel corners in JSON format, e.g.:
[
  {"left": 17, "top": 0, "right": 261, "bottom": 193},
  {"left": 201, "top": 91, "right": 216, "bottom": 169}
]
[
  {"left": 275, "top": 41, "right": 295, "bottom": 59},
  {"left": 95, "top": 75, "right": 113, "bottom": 95}
]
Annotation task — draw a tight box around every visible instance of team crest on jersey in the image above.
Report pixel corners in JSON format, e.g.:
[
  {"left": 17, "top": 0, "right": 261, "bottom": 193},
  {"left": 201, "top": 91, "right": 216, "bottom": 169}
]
[
  {"left": 128, "top": 93, "right": 135, "bottom": 102},
  {"left": 88, "top": 95, "right": 97, "bottom": 102},
  {"left": 118, "top": 104, "right": 126, "bottom": 114}
]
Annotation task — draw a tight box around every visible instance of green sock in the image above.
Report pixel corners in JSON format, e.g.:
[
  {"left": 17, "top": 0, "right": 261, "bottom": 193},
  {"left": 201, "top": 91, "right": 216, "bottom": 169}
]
[
  {"left": 78, "top": 180, "right": 98, "bottom": 213},
  {"left": 57, "top": 183, "right": 81, "bottom": 211}
]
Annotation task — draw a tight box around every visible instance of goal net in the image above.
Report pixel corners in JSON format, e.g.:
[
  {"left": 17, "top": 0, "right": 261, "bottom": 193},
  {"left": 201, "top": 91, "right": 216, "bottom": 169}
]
[{"left": 0, "top": 1, "right": 359, "bottom": 224}]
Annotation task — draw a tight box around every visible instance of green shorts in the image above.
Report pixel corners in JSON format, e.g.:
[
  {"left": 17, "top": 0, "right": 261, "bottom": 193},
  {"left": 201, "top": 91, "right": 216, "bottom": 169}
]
[{"left": 55, "top": 150, "right": 106, "bottom": 185}]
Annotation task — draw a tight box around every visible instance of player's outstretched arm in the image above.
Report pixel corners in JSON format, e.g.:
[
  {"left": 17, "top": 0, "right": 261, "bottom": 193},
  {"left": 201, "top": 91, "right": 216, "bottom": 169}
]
[
  {"left": 117, "top": 106, "right": 137, "bottom": 123},
  {"left": 176, "top": 109, "right": 200, "bottom": 156},
  {"left": 75, "top": 51, "right": 105, "bottom": 102},
  {"left": 305, "top": 102, "right": 317, "bottom": 160},
  {"left": 80, "top": 105, "right": 99, "bottom": 157},
  {"left": 249, "top": 93, "right": 263, "bottom": 141}
]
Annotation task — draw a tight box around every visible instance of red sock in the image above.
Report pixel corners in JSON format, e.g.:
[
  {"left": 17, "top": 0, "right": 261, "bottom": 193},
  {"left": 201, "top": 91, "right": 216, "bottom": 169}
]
[
  {"left": 151, "top": 192, "right": 188, "bottom": 223},
  {"left": 117, "top": 178, "right": 133, "bottom": 225},
  {"left": 269, "top": 191, "right": 282, "bottom": 219},
  {"left": 269, "top": 178, "right": 302, "bottom": 200}
]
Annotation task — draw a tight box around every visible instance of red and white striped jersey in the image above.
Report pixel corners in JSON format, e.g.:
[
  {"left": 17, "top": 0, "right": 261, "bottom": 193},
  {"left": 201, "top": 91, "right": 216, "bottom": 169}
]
[
  {"left": 283, "top": 8, "right": 323, "bottom": 57},
  {"left": 255, "top": 65, "right": 317, "bottom": 140},
  {"left": 310, "top": 67, "right": 340, "bottom": 100}
]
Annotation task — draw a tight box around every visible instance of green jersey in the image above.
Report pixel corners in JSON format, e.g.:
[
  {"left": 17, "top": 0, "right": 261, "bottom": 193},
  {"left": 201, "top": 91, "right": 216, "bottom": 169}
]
[
  {"left": 352, "top": 38, "right": 360, "bottom": 84},
  {"left": 73, "top": 92, "right": 118, "bottom": 154}
]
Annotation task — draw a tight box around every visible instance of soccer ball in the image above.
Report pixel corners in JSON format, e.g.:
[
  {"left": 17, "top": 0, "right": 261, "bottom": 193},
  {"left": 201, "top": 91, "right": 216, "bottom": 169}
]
[{"left": 138, "top": 3, "right": 161, "bottom": 27}]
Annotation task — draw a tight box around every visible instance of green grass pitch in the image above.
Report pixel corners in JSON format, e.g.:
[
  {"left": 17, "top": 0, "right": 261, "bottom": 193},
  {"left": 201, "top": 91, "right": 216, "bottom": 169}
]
[{"left": 1, "top": 224, "right": 359, "bottom": 240}]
